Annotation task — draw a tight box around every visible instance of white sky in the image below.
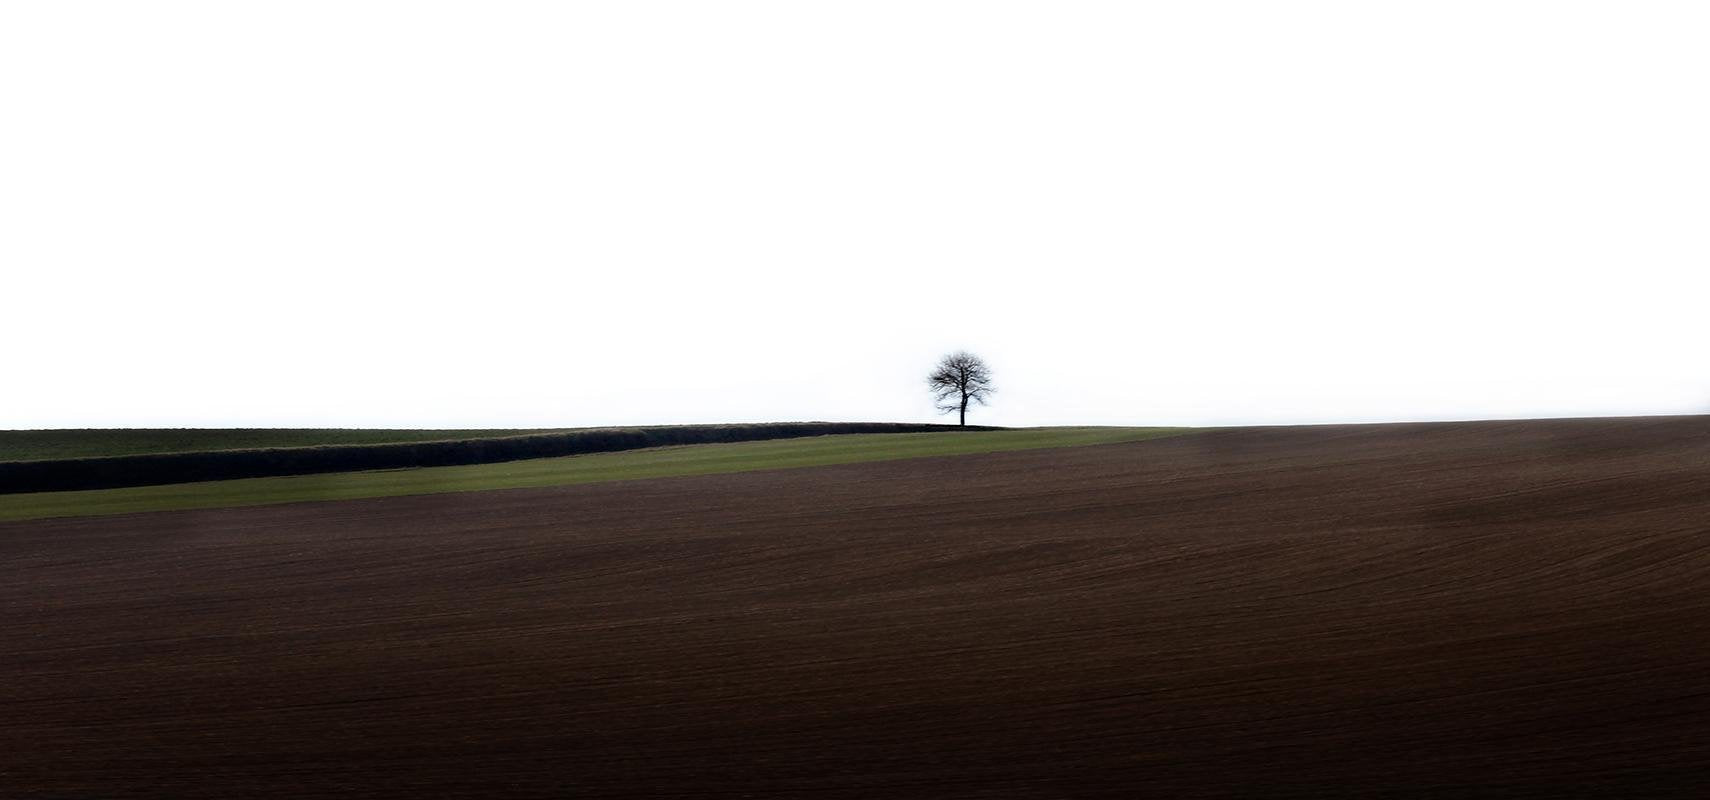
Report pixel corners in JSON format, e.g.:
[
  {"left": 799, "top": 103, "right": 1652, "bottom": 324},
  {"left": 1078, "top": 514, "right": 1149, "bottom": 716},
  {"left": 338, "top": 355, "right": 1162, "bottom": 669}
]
[{"left": 3, "top": 2, "right": 1707, "bottom": 429}]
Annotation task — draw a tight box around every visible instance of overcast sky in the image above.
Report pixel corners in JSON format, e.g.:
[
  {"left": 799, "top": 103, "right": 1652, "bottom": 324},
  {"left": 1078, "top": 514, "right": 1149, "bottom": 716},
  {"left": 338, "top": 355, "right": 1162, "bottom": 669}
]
[{"left": 3, "top": 2, "right": 1706, "bottom": 429}]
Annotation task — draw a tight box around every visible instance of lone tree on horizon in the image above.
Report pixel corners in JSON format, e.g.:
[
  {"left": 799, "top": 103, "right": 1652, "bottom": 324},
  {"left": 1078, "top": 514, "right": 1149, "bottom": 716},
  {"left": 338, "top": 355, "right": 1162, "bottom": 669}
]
[{"left": 927, "top": 351, "right": 995, "bottom": 426}]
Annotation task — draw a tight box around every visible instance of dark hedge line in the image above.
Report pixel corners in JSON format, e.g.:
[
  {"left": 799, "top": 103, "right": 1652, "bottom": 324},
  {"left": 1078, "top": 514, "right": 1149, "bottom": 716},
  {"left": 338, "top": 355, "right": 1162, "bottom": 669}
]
[{"left": 0, "top": 423, "right": 998, "bottom": 495}]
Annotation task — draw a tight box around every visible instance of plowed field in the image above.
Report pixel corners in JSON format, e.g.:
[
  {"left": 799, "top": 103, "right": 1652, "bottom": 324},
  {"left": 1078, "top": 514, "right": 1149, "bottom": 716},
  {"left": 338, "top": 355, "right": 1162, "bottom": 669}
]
[{"left": 5, "top": 417, "right": 1708, "bottom": 797}]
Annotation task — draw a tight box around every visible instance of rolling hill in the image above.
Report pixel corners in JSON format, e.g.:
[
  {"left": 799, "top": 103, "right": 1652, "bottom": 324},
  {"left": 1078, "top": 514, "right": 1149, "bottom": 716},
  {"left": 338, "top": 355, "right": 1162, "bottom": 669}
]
[
  {"left": 0, "top": 426, "right": 1181, "bottom": 521},
  {"left": 3, "top": 416, "right": 1707, "bottom": 797},
  {"left": 0, "top": 422, "right": 1016, "bottom": 495}
]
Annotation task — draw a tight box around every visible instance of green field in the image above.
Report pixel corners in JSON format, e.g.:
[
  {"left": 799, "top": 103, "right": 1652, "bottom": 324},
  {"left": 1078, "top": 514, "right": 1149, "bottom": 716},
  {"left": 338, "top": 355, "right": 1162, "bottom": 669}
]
[
  {"left": 0, "top": 428, "right": 571, "bottom": 462},
  {"left": 0, "top": 427, "right": 1189, "bottom": 522}
]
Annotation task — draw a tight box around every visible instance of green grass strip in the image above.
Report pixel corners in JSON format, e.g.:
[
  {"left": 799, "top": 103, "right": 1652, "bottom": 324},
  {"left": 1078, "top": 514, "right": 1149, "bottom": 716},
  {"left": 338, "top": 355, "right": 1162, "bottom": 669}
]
[{"left": 0, "top": 427, "right": 1189, "bottom": 523}]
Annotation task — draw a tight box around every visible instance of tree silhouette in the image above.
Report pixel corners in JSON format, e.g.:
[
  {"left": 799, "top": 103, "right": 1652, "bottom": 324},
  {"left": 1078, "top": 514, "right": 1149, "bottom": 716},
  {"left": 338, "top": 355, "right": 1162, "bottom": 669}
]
[{"left": 927, "top": 351, "right": 995, "bottom": 426}]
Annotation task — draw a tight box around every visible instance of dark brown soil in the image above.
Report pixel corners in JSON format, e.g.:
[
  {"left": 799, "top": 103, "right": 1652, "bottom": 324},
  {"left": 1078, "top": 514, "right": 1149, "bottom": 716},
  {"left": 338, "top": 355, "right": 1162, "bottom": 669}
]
[{"left": 5, "top": 417, "right": 1710, "bottom": 798}]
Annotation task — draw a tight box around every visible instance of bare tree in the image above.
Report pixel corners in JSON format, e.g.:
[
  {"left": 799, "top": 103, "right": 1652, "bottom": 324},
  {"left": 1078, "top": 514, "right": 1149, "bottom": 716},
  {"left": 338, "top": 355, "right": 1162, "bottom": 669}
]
[{"left": 927, "top": 351, "right": 995, "bottom": 426}]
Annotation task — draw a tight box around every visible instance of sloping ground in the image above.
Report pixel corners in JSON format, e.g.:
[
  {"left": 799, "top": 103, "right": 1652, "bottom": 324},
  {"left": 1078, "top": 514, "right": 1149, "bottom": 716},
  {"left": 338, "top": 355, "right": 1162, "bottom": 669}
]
[
  {"left": 3, "top": 416, "right": 1708, "bottom": 798},
  {"left": 0, "top": 427, "right": 1180, "bottom": 522},
  {"left": 0, "top": 422, "right": 997, "bottom": 494}
]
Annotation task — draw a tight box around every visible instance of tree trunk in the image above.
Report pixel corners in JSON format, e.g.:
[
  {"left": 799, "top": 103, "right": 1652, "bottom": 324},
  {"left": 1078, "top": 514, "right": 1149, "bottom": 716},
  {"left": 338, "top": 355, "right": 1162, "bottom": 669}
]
[{"left": 959, "top": 395, "right": 968, "bottom": 426}]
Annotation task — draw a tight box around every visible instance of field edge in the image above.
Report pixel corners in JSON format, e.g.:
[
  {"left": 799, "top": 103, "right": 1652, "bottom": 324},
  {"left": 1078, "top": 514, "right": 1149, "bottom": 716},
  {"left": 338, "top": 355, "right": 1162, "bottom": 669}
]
[{"left": 0, "top": 427, "right": 1193, "bottom": 524}]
